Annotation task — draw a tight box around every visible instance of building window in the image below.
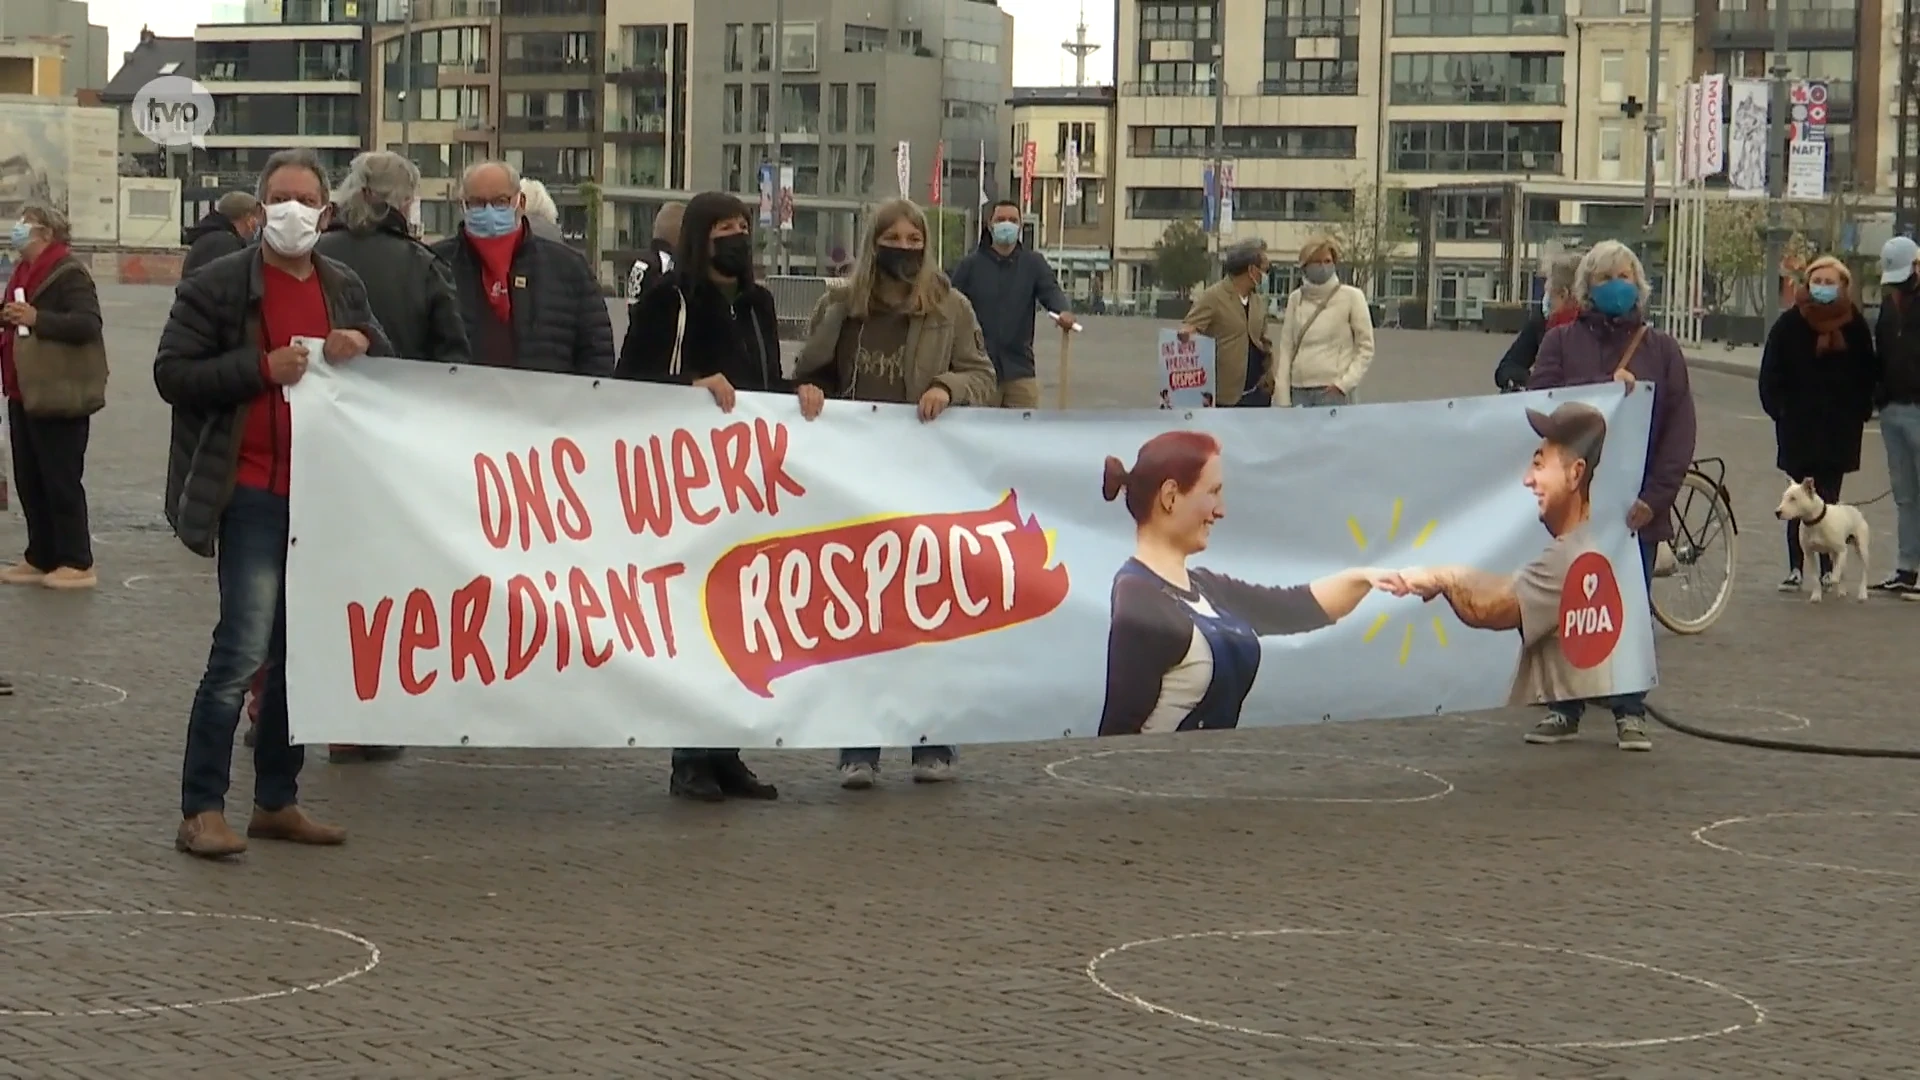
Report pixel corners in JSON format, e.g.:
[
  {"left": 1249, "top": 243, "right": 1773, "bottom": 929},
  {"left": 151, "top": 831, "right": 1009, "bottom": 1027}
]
[
  {"left": 1598, "top": 121, "right": 1623, "bottom": 180},
  {"left": 504, "top": 90, "right": 595, "bottom": 132},
  {"left": 1599, "top": 51, "right": 1625, "bottom": 103},
  {"left": 503, "top": 31, "right": 598, "bottom": 75},
  {"left": 723, "top": 145, "right": 744, "bottom": 192},
  {"left": 1388, "top": 53, "right": 1565, "bottom": 105},
  {"left": 1128, "top": 125, "right": 1358, "bottom": 159},
  {"left": 781, "top": 84, "right": 821, "bottom": 135},
  {"left": 1133, "top": 2, "right": 1218, "bottom": 93},
  {"left": 724, "top": 24, "right": 746, "bottom": 72},
  {"left": 827, "top": 144, "right": 848, "bottom": 193},
  {"left": 855, "top": 144, "right": 876, "bottom": 193},
  {"left": 790, "top": 144, "right": 820, "bottom": 194},
  {"left": 1263, "top": 0, "right": 1360, "bottom": 95},
  {"left": 782, "top": 22, "right": 818, "bottom": 72},
  {"left": 1127, "top": 187, "right": 1352, "bottom": 221},
  {"left": 749, "top": 23, "right": 773, "bottom": 72},
  {"left": 1433, "top": 193, "right": 1504, "bottom": 240},
  {"left": 1140, "top": 2, "right": 1217, "bottom": 42},
  {"left": 856, "top": 83, "right": 877, "bottom": 134},
  {"left": 945, "top": 40, "right": 999, "bottom": 65},
  {"left": 899, "top": 29, "right": 925, "bottom": 53},
  {"left": 1766, "top": 48, "right": 1855, "bottom": 114},
  {"left": 1056, "top": 121, "right": 1097, "bottom": 164},
  {"left": 297, "top": 95, "right": 359, "bottom": 137},
  {"left": 723, "top": 84, "right": 744, "bottom": 134},
  {"left": 299, "top": 42, "right": 356, "bottom": 81},
  {"left": 1392, "top": 0, "right": 1565, "bottom": 37},
  {"left": 200, "top": 43, "right": 249, "bottom": 81},
  {"left": 844, "top": 24, "right": 888, "bottom": 53},
  {"left": 1388, "top": 120, "right": 1564, "bottom": 173},
  {"left": 829, "top": 84, "right": 849, "bottom": 133},
  {"left": 751, "top": 85, "right": 770, "bottom": 134}
]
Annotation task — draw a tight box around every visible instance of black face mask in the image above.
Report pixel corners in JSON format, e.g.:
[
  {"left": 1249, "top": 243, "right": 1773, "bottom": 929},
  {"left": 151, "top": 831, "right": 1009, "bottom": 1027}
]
[
  {"left": 711, "top": 233, "right": 754, "bottom": 278},
  {"left": 875, "top": 245, "right": 922, "bottom": 281}
]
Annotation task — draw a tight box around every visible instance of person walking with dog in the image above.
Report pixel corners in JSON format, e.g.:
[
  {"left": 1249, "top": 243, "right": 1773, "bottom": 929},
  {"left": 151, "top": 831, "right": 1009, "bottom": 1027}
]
[
  {"left": 1871, "top": 235, "right": 1920, "bottom": 598},
  {"left": 1758, "top": 254, "right": 1880, "bottom": 592},
  {"left": 1496, "top": 252, "right": 1582, "bottom": 392},
  {"left": 1180, "top": 240, "right": 1275, "bottom": 407},
  {"left": 1273, "top": 237, "right": 1374, "bottom": 407},
  {"left": 1522, "top": 240, "right": 1696, "bottom": 751}
]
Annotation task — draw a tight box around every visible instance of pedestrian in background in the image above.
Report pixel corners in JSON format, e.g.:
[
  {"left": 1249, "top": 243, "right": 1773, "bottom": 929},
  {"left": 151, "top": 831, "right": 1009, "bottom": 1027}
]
[
  {"left": 791, "top": 197, "right": 998, "bottom": 788},
  {"left": 517, "top": 178, "right": 566, "bottom": 243},
  {"left": 1526, "top": 239, "right": 1697, "bottom": 752},
  {"left": 625, "top": 201, "right": 682, "bottom": 301},
  {"left": 1179, "top": 239, "right": 1273, "bottom": 407},
  {"left": 1274, "top": 237, "right": 1374, "bottom": 407},
  {"left": 615, "top": 190, "right": 783, "bottom": 803},
  {"left": 1758, "top": 254, "right": 1879, "bottom": 591},
  {"left": 1496, "top": 251, "right": 1582, "bottom": 392},
  {"left": 1871, "top": 235, "right": 1920, "bottom": 598},
  {"left": 949, "top": 199, "right": 1075, "bottom": 408},
  {"left": 181, "top": 191, "right": 262, "bottom": 277},
  {"left": 1, "top": 202, "right": 106, "bottom": 591}
]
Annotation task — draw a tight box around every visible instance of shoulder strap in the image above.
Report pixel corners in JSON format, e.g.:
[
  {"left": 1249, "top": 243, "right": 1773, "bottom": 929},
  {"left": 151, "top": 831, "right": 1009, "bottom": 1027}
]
[
  {"left": 668, "top": 288, "right": 687, "bottom": 376},
  {"left": 28, "top": 259, "right": 87, "bottom": 301},
  {"left": 1289, "top": 293, "right": 1331, "bottom": 352},
  {"left": 1615, "top": 325, "right": 1650, "bottom": 374}
]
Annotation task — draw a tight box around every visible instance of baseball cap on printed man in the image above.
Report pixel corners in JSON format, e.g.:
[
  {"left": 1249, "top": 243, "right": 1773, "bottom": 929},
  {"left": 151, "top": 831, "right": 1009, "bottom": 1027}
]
[{"left": 1882, "top": 236, "right": 1919, "bottom": 286}]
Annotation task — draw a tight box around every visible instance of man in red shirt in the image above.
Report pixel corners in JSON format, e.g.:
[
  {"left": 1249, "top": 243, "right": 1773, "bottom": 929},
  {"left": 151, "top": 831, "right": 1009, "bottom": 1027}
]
[{"left": 154, "top": 147, "right": 393, "bottom": 859}]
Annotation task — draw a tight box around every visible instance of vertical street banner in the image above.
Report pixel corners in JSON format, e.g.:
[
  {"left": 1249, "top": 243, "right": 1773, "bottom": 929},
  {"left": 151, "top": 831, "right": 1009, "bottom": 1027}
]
[
  {"left": 284, "top": 352, "right": 1660, "bottom": 750},
  {"left": 1064, "top": 139, "right": 1081, "bottom": 207},
  {"left": 1201, "top": 164, "right": 1217, "bottom": 232},
  {"left": 1218, "top": 160, "right": 1236, "bottom": 236},
  {"left": 1020, "top": 140, "right": 1037, "bottom": 212},
  {"left": 756, "top": 162, "right": 775, "bottom": 226},
  {"left": 930, "top": 140, "right": 944, "bottom": 206},
  {"left": 1157, "top": 330, "right": 1215, "bottom": 409},
  {"left": 1698, "top": 73, "right": 1726, "bottom": 178},
  {"left": 777, "top": 165, "right": 795, "bottom": 233},
  {"left": 1680, "top": 81, "right": 1701, "bottom": 182},
  {"left": 1726, "top": 79, "right": 1770, "bottom": 198},
  {"left": 894, "top": 140, "right": 912, "bottom": 199}
]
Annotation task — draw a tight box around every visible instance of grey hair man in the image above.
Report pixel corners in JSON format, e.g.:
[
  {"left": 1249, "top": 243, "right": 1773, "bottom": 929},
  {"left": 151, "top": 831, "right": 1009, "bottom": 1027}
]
[
  {"left": 428, "top": 160, "right": 612, "bottom": 374},
  {"left": 626, "top": 201, "right": 684, "bottom": 300},
  {"left": 154, "top": 146, "right": 395, "bottom": 858},
  {"left": 181, "top": 189, "right": 263, "bottom": 276},
  {"left": 1496, "top": 250, "right": 1585, "bottom": 390},
  {"left": 1177, "top": 237, "right": 1275, "bottom": 406}
]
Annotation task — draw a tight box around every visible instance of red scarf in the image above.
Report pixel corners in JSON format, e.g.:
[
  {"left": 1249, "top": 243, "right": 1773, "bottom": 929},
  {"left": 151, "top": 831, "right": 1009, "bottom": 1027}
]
[
  {"left": 1546, "top": 303, "right": 1578, "bottom": 331},
  {"left": 1, "top": 240, "right": 73, "bottom": 399},
  {"left": 466, "top": 223, "right": 524, "bottom": 325}
]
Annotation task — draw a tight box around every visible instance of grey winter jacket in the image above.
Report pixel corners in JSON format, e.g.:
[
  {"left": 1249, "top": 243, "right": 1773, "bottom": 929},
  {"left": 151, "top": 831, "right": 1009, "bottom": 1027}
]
[
  {"left": 315, "top": 210, "right": 471, "bottom": 364},
  {"left": 152, "top": 248, "right": 392, "bottom": 557},
  {"left": 948, "top": 241, "right": 1070, "bottom": 381}
]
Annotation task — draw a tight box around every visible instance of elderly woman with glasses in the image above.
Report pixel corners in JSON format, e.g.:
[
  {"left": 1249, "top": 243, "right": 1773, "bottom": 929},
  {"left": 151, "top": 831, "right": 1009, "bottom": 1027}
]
[{"left": 1525, "top": 239, "right": 1697, "bottom": 753}]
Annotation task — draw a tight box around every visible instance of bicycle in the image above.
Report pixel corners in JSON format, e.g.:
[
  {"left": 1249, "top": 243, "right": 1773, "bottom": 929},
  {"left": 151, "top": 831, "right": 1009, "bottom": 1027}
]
[{"left": 1649, "top": 457, "right": 1738, "bottom": 635}]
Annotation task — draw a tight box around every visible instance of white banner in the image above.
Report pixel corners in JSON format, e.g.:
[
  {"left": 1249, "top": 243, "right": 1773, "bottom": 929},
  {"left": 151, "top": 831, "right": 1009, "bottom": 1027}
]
[
  {"left": 1787, "top": 138, "right": 1826, "bottom": 200},
  {"left": 1699, "top": 73, "right": 1726, "bottom": 178},
  {"left": 1683, "top": 81, "right": 1703, "bottom": 182},
  {"left": 1726, "top": 79, "right": 1770, "bottom": 198},
  {"left": 1064, "top": 138, "right": 1081, "bottom": 207},
  {"left": 285, "top": 353, "right": 1658, "bottom": 749},
  {"left": 895, "top": 140, "right": 911, "bottom": 199}
]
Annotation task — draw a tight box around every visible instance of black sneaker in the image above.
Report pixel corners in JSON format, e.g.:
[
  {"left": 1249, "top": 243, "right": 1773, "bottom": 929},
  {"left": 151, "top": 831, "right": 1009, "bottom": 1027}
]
[
  {"left": 1778, "top": 570, "right": 1803, "bottom": 592},
  {"left": 0, "top": 676, "right": 12, "bottom": 696},
  {"left": 668, "top": 756, "right": 725, "bottom": 802},
  {"left": 710, "top": 752, "right": 778, "bottom": 800},
  {"left": 1870, "top": 571, "right": 1917, "bottom": 595}
]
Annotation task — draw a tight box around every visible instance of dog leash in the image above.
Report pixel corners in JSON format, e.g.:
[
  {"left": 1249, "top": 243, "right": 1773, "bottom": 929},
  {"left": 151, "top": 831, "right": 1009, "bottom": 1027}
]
[{"left": 1853, "top": 489, "right": 1894, "bottom": 507}]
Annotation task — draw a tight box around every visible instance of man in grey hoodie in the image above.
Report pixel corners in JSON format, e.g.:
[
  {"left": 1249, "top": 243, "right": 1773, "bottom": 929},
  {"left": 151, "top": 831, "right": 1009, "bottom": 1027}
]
[{"left": 949, "top": 200, "right": 1076, "bottom": 407}]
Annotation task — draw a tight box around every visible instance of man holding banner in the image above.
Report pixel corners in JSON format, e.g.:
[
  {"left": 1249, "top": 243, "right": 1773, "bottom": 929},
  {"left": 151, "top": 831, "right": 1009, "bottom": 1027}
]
[{"left": 949, "top": 200, "right": 1075, "bottom": 409}]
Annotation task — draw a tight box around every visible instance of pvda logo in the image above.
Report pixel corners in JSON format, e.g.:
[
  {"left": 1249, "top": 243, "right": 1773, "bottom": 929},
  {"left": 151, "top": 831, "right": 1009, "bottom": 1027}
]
[{"left": 133, "top": 75, "right": 216, "bottom": 149}]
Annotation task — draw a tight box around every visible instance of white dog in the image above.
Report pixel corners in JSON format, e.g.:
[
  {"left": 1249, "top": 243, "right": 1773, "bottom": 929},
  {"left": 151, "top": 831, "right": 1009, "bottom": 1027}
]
[{"left": 1774, "top": 479, "right": 1871, "bottom": 603}]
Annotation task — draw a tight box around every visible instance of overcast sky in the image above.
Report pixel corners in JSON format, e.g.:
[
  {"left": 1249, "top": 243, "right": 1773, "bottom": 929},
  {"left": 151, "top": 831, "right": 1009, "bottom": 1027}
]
[{"left": 85, "top": 0, "right": 1115, "bottom": 88}]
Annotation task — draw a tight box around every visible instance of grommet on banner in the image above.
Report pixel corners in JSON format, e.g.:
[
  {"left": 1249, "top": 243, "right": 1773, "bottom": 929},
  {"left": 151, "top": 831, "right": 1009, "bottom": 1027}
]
[
  {"left": 1183, "top": 412, "right": 1194, "bottom": 421},
  {"left": 917, "top": 735, "right": 928, "bottom": 744},
  {"left": 447, "top": 365, "right": 459, "bottom": 374},
  {"left": 459, "top": 735, "right": 470, "bottom": 745},
  {"left": 1321, "top": 714, "right": 1332, "bottom": 722},
  {"left": 626, "top": 737, "right": 636, "bottom": 747},
  {"left": 1446, "top": 400, "right": 1455, "bottom": 409},
  {"left": 1327, "top": 408, "right": 1338, "bottom": 417},
  {"left": 1061, "top": 728, "right": 1072, "bottom": 737},
  {"left": 1022, "top": 411, "right": 1034, "bottom": 420},
  {"left": 774, "top": 737, "right": 784, "bottom": 747},
  {"left": 591, "top": 379, "right": 601, "bottom": 389}
]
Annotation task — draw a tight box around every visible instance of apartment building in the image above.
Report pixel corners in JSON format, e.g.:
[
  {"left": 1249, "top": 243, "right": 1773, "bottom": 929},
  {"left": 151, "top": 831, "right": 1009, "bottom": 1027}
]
[
  {"left": 368, "top": 0, "right": 501, "bottom": 238},
  {"left": 0, "top": 36, "right": 72, "bottom": 98},
  {"left": 184, "top": 0, "right": 369, "bottom": 220},
  {"left": 598, "top": 0, "right": 1013, "bottom": 279},
  {"left": 1009, "top": 84, "right": 1115, "bottom": 302},
  {"left": 98, "top": 29, "right": 197, "bottom": 180},
  {"left": 0, "top": 0, "right": 108, "bottom": 95}
]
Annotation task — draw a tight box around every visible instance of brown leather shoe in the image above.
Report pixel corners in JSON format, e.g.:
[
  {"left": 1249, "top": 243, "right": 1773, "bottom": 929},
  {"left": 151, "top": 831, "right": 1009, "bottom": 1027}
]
[
  {"left": 246, "top": 806, "right": 346, "bottom": 846},
  {"left": 175, "top": 811, "right": 248, "bottom": 859}
]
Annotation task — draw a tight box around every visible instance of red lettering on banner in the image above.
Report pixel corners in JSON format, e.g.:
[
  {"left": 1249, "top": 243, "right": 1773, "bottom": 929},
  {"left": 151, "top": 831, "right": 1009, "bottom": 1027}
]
[
  {"left": 343, "top": 563, "right": 687, "bottom": 701},
  {"left": 1169, "top": 369, "right": 1208, "bottom": 389},
  {"left": 472, "top": 440, "right": 595, "bottom": 552},
  {"left": 615, "top": 419, "right": 807, "bottom": 539},
  {"left": 703, "top": 491, "right": 1070, "bottom": 697}
]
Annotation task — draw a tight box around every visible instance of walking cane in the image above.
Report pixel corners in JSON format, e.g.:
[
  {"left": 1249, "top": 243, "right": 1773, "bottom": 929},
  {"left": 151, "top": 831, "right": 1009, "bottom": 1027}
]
[{"left": 1055, "top": 322, "right": 1081, "bottom": 409}]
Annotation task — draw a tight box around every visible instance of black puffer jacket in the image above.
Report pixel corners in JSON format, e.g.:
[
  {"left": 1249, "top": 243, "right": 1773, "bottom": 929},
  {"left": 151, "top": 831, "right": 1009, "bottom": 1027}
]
[
  {"left": 430, "top": 223, "right": 613, "bottom": 376},
  {"left": 1876, "top": 280, "right": 1920, "bottom": 408},
  {"left": 615, "top": 271, "right": 786, "bottom": 392},
  {"left": 180, "top": 212, "right": 248, "bottom": 278},
  {"left": 1758, "top": 304, "right": 1880, "bottom": 475},
  {"left": 315, "top": 209, "right": 471, "bottom": 364},
  {"left": 152, "top": 248, "right": 392, "bottom": 557}
]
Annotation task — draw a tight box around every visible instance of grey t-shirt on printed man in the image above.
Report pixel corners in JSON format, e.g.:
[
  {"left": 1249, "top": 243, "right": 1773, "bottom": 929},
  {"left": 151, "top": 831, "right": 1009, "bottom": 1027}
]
[{"left": 1508, "top": 523, "right": 1616, "bottom": 707}]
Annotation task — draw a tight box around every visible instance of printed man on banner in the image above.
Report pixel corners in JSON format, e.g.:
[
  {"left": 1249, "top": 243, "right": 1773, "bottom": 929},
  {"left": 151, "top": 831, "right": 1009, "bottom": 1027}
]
[
  {"left": 153, "top": 147, "right": 394, "bottom": 860},
  {"left": 949, "top": 199, "right": 1075, "bottom": 409}
]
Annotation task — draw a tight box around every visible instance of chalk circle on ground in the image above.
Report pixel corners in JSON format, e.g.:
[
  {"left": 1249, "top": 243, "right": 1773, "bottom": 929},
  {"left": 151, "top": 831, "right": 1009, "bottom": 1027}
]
[
  {"left": 1710, "top": 705, "right": 1814, "bottom": 735},
  {"left": 1086, "top": 929, "right": 1767, "bottom": 1051},
  {"left": 1043, "top": 747, "right": 1453, "bottom": 803},
  {"left": 0, "top": 909, "right": 380, "bottom": 1018},
  {"left": 1692, "top": 811, "right": 1920, "bottom": 880},
  {"left": 1, "top": 673, "right": 129, "bottom": 712},
  {"left": 413, "top": 752, "right": 666, "bottom": 772},
  {"left": 120, "top": 572, "right": 216, "bottom": 593}
]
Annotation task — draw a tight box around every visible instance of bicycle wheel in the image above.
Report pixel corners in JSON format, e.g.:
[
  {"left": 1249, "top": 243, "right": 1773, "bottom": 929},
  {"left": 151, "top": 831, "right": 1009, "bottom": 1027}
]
[{"left": 1651, "top": 470, "right": 1737, "bottom": 635}]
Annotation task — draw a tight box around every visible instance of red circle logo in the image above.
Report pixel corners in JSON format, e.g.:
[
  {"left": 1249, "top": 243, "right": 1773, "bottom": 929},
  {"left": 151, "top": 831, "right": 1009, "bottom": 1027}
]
[{"left": 1557, "top": 551, "right": 1624, "bottom": 670}]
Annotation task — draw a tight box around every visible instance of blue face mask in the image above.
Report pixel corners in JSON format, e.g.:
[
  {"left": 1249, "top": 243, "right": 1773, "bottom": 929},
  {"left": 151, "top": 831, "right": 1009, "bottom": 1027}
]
[
  {"left": 990, "top": 221, "right": 1020, "bottom": 246},
  {"left": 1589, "top": 278, "right": 1638, "bottom": 317},
  {"left": 8, "top": 222, "right": 30, "bottom": 250},
  {"left": 464, "top": 205, "right": 519, "bottom": 239},
  {"left": 1809, "top": 283, "right": 1841, "bottom": 305}
]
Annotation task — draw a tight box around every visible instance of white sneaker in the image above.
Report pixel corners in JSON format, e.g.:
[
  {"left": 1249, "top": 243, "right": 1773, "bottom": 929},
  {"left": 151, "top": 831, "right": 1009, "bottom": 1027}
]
[
  {"left": 912, "top": 757, "right": 954, "bottom": 783},
  {"left": 839, "top": 761, "right": 877, "bottom": 789}
]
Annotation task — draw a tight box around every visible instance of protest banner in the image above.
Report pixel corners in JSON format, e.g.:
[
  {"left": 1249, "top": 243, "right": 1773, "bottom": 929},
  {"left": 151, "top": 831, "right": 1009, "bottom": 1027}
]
[
  {"left": 285, "top": 349, "right": 1657, "bottom": 750},
  {"left": 1157, "top": 329, "right": 1216, "bottom": 409}
]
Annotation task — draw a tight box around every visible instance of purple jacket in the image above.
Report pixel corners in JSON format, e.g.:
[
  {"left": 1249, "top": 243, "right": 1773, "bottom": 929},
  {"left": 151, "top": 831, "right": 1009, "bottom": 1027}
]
[{"left": 1528, "top": 311, "right": 1698, "bottom": 544}]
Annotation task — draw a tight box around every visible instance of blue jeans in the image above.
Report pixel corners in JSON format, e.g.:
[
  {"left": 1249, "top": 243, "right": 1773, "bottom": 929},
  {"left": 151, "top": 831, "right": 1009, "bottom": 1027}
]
[
  {"left": 1883, "top": 403, "right": 1920, "bottom": 572},
  {"left": 1292, "top": 385, "right": 1350, "bottom": 408},
  {"left": 1551, "top": 536, "right": 1658, "bottom": 723},
  {"left": 839, "top": 745, "right": 954, "bottom": 768},
  {"left": 180, "top": 487, "right": 303, "bottom": 816}
]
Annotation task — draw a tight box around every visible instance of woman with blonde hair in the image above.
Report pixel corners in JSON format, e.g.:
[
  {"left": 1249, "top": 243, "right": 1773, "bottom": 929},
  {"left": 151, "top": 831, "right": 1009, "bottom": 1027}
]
[
  {"left": 1757, "top": 253, "right": 1880, "bottom": 590},
  {"left": 1275, "top": 235, "right": 1374, "bottom": 406},
  {"left": 792, "top": 197, "right": 998, "bottom": 787}
]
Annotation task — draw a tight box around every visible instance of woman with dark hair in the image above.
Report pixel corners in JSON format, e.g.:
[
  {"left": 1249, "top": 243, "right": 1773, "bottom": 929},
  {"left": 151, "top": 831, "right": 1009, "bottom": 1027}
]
[
  {"left": 616, "top": 190, "right": 783, "bottom": 412},
  {"left": 614, "top": 190, "right": 783, "bottom": 803},
  {"left": 1098, "top": 431, "right": 1396, "bottom": 737}
]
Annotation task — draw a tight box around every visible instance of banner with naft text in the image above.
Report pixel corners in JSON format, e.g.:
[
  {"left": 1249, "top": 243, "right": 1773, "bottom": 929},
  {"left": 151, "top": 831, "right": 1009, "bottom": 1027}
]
[{"left": 284, "top": 352, "right": 1658, "bottom": 749}]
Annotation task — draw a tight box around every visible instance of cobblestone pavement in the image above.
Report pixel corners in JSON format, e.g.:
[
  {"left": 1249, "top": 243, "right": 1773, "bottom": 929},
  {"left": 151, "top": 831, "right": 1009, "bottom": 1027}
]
[{"left": 1, "top": 289, "right": 1915, "bottom": 1079}]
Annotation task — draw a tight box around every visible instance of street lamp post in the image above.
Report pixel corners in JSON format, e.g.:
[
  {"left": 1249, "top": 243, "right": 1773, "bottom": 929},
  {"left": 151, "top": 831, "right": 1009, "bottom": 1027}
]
[{"left": 1762, "top": 0, "right": 1792, "bottom": 307}]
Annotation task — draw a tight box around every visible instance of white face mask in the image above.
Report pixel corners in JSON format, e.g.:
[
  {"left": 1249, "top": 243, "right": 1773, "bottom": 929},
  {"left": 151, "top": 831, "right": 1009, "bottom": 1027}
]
[{"left": 262, "top": 200, "right": 323, "bottom": 257}]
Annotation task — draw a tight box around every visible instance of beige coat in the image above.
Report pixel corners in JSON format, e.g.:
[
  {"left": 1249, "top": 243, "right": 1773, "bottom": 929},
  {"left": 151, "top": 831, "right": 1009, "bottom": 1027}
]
[
  {"left": 794, "top": 283, "right": 1000, "bottom": 405},
  {"left": 1275, "top": 281, "right": 1374, "bottom": 405},
  {"left": 1183, "top": 278, "right": 1273, "bottom": 406}
]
